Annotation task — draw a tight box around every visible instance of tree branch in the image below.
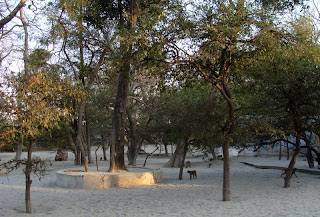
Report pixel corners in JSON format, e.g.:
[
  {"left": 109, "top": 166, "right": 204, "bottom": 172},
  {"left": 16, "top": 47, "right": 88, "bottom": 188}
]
[{"left": 0, "top": 0, "right": 27, "bottom": 29}]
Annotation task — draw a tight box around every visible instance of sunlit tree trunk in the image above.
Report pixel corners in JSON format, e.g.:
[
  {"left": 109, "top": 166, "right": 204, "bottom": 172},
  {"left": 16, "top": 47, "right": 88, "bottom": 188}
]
[{"left": 109, "top": 0, "right": 140, "bottom": 172}]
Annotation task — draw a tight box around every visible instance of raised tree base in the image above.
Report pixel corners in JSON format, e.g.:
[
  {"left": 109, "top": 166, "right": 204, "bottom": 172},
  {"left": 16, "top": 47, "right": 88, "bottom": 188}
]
[{"left": 55, "top": 168, "right": 162, "bottom": 189}]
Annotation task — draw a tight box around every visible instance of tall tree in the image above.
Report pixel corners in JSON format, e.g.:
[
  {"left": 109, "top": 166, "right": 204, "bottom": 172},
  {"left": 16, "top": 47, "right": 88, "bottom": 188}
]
[
  {"left": 47, "top": 0, "right": 110, "bottom": 171},
  {"left": 164, "top": 0, "right": 307, "bottom": 201}
]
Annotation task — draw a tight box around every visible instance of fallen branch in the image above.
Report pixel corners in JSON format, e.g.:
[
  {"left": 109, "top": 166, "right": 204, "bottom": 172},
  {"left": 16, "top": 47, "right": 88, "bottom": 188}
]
[{"left": 241, "top": 162, "right": 320, "bottom": 175}]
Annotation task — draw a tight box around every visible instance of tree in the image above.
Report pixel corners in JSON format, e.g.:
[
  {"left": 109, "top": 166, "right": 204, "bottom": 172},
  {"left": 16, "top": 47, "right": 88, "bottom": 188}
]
[
  {"left": 85, "top": 0, "right": 172, "bottom": 171},
  {"left": 0, "top": 49, "right": 81, "bottom": 213},
  {"left": 163, "top": 0, "right": 307, "bottom": 200},
  {"left": 47, "top": 0, "right": 110, "bottom": 171},
  {"left": 244, "top": 17, "right": 320, "bottom": 188}
]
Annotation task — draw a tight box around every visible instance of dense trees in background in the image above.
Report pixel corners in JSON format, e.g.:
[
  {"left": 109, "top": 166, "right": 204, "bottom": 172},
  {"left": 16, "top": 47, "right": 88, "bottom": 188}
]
[{"left": 0, "top": 0, "right": 319, "bottom": 211}]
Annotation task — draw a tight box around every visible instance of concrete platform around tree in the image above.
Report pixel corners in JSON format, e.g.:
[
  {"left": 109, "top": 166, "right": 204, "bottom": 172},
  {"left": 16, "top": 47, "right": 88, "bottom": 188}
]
[{"left": 55, "top": 167, "right": 163, "bottom": 189}]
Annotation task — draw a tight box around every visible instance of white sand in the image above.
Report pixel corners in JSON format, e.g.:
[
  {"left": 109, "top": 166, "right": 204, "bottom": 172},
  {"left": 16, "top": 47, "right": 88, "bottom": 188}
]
[{"left": 0, "top": 148, "right": 320, "bottom": 217}]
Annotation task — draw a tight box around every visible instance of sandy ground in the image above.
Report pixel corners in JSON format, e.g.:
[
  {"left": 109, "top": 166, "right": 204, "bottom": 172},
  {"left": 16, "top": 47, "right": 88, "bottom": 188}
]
[{"left": 0, "top": 148, "right": 320, "bottom": 217}]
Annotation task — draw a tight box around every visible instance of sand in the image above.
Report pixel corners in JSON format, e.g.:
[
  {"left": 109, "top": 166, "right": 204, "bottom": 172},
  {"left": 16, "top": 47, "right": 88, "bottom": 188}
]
[{"left": 0, "top": 148, "right": 320, "bottom": 217}]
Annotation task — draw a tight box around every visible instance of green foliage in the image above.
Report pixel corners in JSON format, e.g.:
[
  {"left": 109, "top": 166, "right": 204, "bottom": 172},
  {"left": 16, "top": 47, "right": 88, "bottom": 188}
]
[
  {"left": 0, "top": 64, "right": 84, "bottom": 146},
  {"left": 241, "top": 17, "right": 320, "bottom": 139},
  {"left": 148, "top": 83, "right": 228, "bottom": 148},
  {"left": 28, "top": 49, "right": 51, "bottom": 69}
]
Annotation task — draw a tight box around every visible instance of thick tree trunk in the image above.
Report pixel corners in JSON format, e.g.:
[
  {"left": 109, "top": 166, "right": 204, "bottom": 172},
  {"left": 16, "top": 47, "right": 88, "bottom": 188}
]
[
  {"left": 25, "top": 137, "right": 34, "bottom": 213},
  {"left": 164, "top": 140, "right": 185, "bottom": 168},
  {"left": 179, "top": 138, "right": 188, "bottom": 180},
  {"left": 109, "top": 69, "right": 130, "bottom": 172},
  {"left": 109, "top": 0, "right": 140, "bottom": 172}
]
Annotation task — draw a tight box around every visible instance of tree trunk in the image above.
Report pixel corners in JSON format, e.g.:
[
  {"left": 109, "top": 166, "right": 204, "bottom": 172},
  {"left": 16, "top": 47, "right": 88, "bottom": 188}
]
[
  {"left": 109, "top": 0, "right": 140, "bottom": 172},
  {"left": 75, "top": 150, "right": 81, "bottom": 165},
  {"left": 284, "top": 133, "right": 301, "bottom": 188},
  {"left": 303, "top": 133, "right": 314, "bottom": 168},
  {"left": 86, "top": 121, "right": 93, "bottom": 164},
  {"left": 179, "top": 138, "right": 188, "bottom": 180},
  {"left": 164, "top": 140, "right": 185, "bottom": 168},
  {"left": 306, "top": 146, "right": 314, "bottom": 168},
  {"left": 109, "top": 68, "right": 130, "bottom": 172},
  {"left": 101, "top": 133, "right": 108, "bottom": 161},
  {"left": 76, "top": 102, "right": 89, "bottom": 172},
  {"left": 208, "top": 146, "right": 217, "bottom": 160},
  {"left": 127, "top": 109, "right": 139, "bottom": 166},
  {"left": 279, "top": 141, "right": 282, "bottom": 160},
  {"left": 25, "top": 137, "right": 34, "bottom": 213},
  {"left": 15, "top": 137, "right": 23, "bottom": 161},
  {"left": 67, "top": 132, "right": 78, "bottom": 163},
  {"left": 286, "top": 140, "right": 290, "bottom": 160},
  {"left": 164, "top": 143, "right": 169, "bottom": 157},
  {"left": 219, "top": 81, "right": 235, "bottom": 202},
  {"left": 222, "top": 138, "right": 231, "bottom": 201}
]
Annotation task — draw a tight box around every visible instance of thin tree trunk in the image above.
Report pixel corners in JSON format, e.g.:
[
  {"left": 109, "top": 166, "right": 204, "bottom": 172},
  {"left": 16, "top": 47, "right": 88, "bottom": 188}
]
[
  {"left": 279, "top": 141, "right": 282, "bottom": 160},
  {"left": 286, "top": 140, "right": 290, "bottom": 160},
  {"left": 127, "top": 109, "right": 139, "bottom": 166},
  {"left": 208, "top": 146, "right": 217, "bottom": 160},
  {"left": 86, "top": 121, "right": 93, "bottom": 164},
  {"left": 164, "top": 142, "right": 169, "bottom": 157},
  {"left": 222, "top": 138, "right": 231, "bottom": 201},
  {"left": 306, "top": 147, "right": 314, "bottom": 168},
  {"left": 102, "top": 133, "right": 108, "bottom": 161},
  {"left": 219, "top": 81, "right": 235, "bottom": 202},
  {"left": 284, "top": 133, "right": 301, "bottom": 188},
  {"left": 76, "top": 102, "right": 89, "bottom": 172},
  {"left": 25, "top": 137, "right": 34, "bottom": 213}
]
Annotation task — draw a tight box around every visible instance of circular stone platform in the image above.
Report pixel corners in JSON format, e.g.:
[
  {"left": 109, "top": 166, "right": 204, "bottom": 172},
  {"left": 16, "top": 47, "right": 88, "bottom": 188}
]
[{"left": 55, "top": 167, "right": 162, "bottom": 189}]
